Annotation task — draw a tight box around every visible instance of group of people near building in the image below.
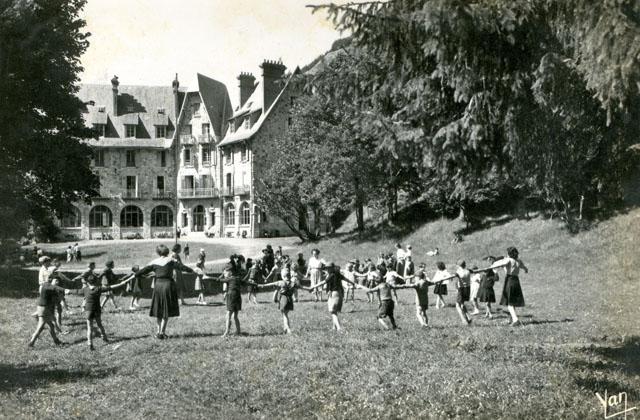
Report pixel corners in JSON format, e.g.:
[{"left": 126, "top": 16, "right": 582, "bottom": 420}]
[{"left": 28, "top": 241, "right": 529, "bottom": 349}]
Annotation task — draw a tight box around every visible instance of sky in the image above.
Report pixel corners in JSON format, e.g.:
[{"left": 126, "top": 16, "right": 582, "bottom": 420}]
[{"left": 79, "top": 0, "right": 346, "bottom": 109}]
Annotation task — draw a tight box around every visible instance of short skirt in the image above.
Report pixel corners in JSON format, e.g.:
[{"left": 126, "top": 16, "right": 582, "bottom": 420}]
[
  {"left": 149, "top": 279, "right": 180, "bottom": 318},
  {"left": 378, "top": 299, "right": 395, "bottom": 318},
  {"left": 194, "top": 276, "right": 204, "bottom": 292},
  {"left": 327, "top": 291, "right": 343, "bottom": 314},
  {"left": 500, "top": 275, "right": 525, "bottom": 307},
  {"left": 456, "top": 286, "right": 470, "bottom": 304},
  {"left": 279, "top": 294, "right": 294, "bottom": 312},
  {"left": 226, "top": 291, "right": 242, "bottom": 312},
  {"left": 434, "top": 283, "right": 448, "bottom": 295},
  {"left": 477, "top": 278, "right": 496, "bottom": 303}
]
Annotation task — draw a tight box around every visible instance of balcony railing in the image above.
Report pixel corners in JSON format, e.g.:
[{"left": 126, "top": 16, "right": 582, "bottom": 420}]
[
  {"left": 123, "top": 190, "right": 142, "bottom": 199},
  {"left": 221, "top": 185, "right": 251, "bottom": 197},
  {"left": 178, "top": 188, "right": 219, "bottom": 198},
  {"left": 198, "top": 134, "right": 213, "bottom": 143},
  {"left": 236, "top": 185, "right": 251, "bottom": 195},
  {"left": 180, "top": 134, "right": 195, "bottom": 144},
  {"left": 152, "top": 189, "right": 174, "bottom": 200}
]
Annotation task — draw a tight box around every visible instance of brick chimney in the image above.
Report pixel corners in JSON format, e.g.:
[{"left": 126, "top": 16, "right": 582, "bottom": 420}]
[
  {"left": 111, "top": 75, "right": 119, "bottom": 116},
  {"left": 260, "top": 59, "right": 286, "bottom": 111},
  {"left": 237, "top": 72, "right": 256, "bottom": 108},
  {"left": 172, "top": 73, "right": 180, "bottom": 121}
]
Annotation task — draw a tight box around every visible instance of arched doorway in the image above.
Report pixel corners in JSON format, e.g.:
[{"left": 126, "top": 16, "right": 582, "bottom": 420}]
[{"left": 193, "top": 205, "right": 205, "bottom": 232}]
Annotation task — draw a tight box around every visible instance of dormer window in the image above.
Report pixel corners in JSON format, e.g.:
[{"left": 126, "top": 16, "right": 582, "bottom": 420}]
[
  {"left": 125, "top": 124, "right": 137, "bottom": 138},
  {"left": 192, "top": 102, "right": 200, "bottom": 117},
  {"left": 243, "top": 118, "right": 250, "bottom": 129},
  {"left": 93, "top": 123, "right": 106, "bottom": 137},
  {"left": 157, "top": 107, "right": 165, "bottom": 114},
  {"left": 97, "top": 106, "right": 106, "bottom": 113},
  {"left": 126, "top": 105, "right": 134, "bottom": 112},
  {"left": 156, "top": 125, "right": 166, "bottom": 138}
]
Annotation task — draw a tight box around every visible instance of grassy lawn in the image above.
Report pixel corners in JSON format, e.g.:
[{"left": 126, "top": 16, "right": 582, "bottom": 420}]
[{"left": 1, "top": 211, "right": 638, "bottom": 419}]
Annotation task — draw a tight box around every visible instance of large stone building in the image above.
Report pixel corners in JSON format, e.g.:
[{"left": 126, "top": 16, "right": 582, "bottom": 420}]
[{"left": 60, "top": 60, "right": 310, "bottom": 240}]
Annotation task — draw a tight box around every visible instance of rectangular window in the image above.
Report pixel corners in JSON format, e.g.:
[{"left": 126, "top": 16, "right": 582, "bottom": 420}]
[
  {"left": 202, "top": 145, "right": 211, "bottom": 165},
  {"left": 156, "top": 125, "right": 166, "bottom": 138},
  {"left": 181, "top": 175, "right": 194, "bottom": 190},
  {"left": 241, "top": 145, "right": 248, "bottom": 161},
  {"left": 184, "top": 149, "right": 192, "bottom": 166},
  {"left": 157, "top": 176, "right": 164, "bottom": 191},
  {"left": 202, "top": 123, "right": 210, "bottom": 135},
  {"left": 160, "top": 150, "right": 166, "bottom": 167},
  {"left": 183, "top": 125, "right": 192, "bottom": 135},
  {"left": 224, "top": 149, "right": 233, "bottom": 165},
  {"left": 94, "top": 149, "right": 105, "bottom": 167},
  {"left": 126, "top": 175, "right": 137, "bottom": 197},
  {"left": 192, "top": 103, "right": 200, "bottom": 116},
  {"left": 125, "top": 124, "right": 136, "bottom": 138},
  {"left": 98, "top": 106, "right": 106, "bottom": 113},
  {"left": 93, "top": 123, "right": 106, "bottom": 137},
  {"left": 157, "top": 107, "right": 165, "bottom": 114},
  {"left": 125, "top": 150, "right": 136, "bottom": 167}
]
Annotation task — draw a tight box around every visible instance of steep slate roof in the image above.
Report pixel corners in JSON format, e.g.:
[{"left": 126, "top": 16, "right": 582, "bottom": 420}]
[
  {"left": 218, "top": 67, "right": 301, "bottom": 147},
  {"left": 175, "top": 74, "right": 233, "bottom": 142},
  {"left": 77, "top": 83, "right": 185, "bottom": 148}
]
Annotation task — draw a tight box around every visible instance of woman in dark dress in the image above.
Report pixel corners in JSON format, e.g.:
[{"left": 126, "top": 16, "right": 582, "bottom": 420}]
[
  {"left": 136, "top": 244, "right": 195, "bottom": 339},
  {"left": 480, "top": 247, "right": 529, "bottom": 326},
  {"left": 477, "top": 256, "right": 500, "bottom": 318},
  {"left": 171, "top": 244, "right": 187, "bottom": 305}
]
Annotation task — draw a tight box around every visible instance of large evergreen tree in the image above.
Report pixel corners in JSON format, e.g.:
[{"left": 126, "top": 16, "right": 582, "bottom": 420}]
[
  {"left": 310, "top": 0, "right": 640, "bottom": 224},
  {"left": 0, "top": 0, "right": 98, "bottom": 240}
]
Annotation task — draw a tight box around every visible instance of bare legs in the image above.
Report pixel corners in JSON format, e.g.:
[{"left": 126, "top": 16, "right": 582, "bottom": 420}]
[
  {"left": 100, "top": 293, "right": 119, "bottom": 310},
  {"left": 28, "top": 317, "right": 60, "bottom": 347},
  {"left": 282, "top": 312, "right": 292, "bottom": 334},
  {"left": 377, "top": 315, "right": 397, "bottom": 330},
  {"left": 222, "top": 311, "right": 240, "bottom": 337},
  {"left": 456, "top": 302, "right": 472, "bottom": 325},
  {"left": 416, "top": 307, "right": 428, "bottom": 327},
  {"left": 435, "top": 294, "right": 445, "bottom": 309},
  {"left": 86, "top": 317, "right": 108, "bottom": 350},
  {"left": 155, "top": 317, "right": 168, "bottom": 338},
  {"left": 331, "top": 314, "right": 342, "bottom": 331},
  {"left": 507, "top": 305, "right": 519, "bottom": 325},
  {"left": 484, "top": 302, "right": 493, "bottom": 318}
]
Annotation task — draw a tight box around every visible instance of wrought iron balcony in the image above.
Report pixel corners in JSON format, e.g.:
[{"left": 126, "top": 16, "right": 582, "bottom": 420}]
[
  {"left": 152, "top": 189, "right": 174, "bottom": 200},
  {"left": 178, "top": 188, "right": 219, "bottom": 198},
  {"left": 123, "top": 190, "right": 142, "bottom": 199}
]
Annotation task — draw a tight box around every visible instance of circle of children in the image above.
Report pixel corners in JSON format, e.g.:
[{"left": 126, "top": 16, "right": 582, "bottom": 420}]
[{"left": 29, "top": 242, "right": 529, "bottom": 349}]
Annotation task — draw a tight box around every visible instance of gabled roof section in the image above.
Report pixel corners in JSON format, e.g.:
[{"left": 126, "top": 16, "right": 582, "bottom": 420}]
[
  {"left": 218, "top": 67, "right": 301, "bottom": 147},
  {"left": 78, "top": 83, "right": 184, "bottom": 146},
  {"left": 231, "top": 80, "right": 263, "bottom": 119},
  {"left": 197, "top": 73, "right": 233, "bottom": 139}
]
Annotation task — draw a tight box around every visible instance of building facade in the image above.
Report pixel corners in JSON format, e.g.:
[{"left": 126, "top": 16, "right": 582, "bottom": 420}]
[{"left": 60, "top": 60, "right": 312, "bottom": 240}]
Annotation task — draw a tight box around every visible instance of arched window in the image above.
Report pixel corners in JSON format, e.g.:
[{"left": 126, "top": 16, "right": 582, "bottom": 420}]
[
  {"left": 240, "top": 202, "right": 251, "bottom": 225},
  {"left": 120, "top": 205, "right": 143, "bottom": 227},
  {"left": 151, "top": 205, "right": 173, "bottom": 227},
  {"left": 89, "top": 206, "right": 112, "bottom": 227},
  {"left": 61, "top": 206, "right": 81, "bottom": 227},
  {"left": 225, "top": 204, "right": 235, "bottom": 226}
]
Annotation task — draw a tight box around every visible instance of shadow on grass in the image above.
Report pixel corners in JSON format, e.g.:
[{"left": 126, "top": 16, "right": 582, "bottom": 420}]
[
  {"left": 0, "top": 364, "right": 117, "bottom": 393},
  {"left": 526, "top": 318, "right": 574, "bottom": 325},
  {"left": 571, "top": 336, "right": 640, "bottom": 401}
]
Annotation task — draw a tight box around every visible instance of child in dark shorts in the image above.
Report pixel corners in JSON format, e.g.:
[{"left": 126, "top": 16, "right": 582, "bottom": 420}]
[
  {"left": 359, "top": 271, "right": 405, "bottom": 330},
  {"left": 84, "top": 274, "right": 131, "bottom": 350}
]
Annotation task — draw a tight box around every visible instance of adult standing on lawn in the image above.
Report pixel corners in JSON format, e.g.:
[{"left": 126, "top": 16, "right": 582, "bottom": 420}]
[
  {"left": 135, "top": 244, "right": 195, "bottom": 339},
  {"left": 306, "top": 248, "right": 325, "bottom": 302},
  {"left": 484, "top": 247, "right": 529, "bottom": 326},
  {"left": 171, "top": 244, "right": 187, "bottom": 306},
  {"left": 37, "top": 256, "right": 55, "bottom": 293}
]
